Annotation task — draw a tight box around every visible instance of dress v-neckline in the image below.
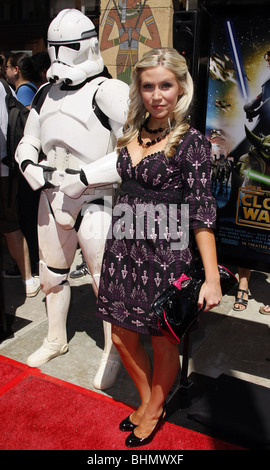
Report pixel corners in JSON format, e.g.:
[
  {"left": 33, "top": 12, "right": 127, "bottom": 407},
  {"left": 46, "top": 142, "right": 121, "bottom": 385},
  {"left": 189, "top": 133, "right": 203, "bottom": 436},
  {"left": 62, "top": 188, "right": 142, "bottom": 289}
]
[{"left": 125, "top": 147, "right": 164, "bottom": 169}]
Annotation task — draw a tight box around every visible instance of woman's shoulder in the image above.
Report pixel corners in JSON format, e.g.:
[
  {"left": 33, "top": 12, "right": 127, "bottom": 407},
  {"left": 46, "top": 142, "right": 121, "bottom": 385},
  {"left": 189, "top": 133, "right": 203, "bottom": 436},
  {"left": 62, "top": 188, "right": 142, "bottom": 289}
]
[
  {"left": 17, "top": 82, "right": 37, "bottom": 92},
  {"left": 178, "top": 127, "right": 211, "bottom": 149},
  {"left": 185, "top": 127, "right": 209, "bottom": 141},
  {"left": 16, "top": 82, "right": 37, "bottom": 106}
]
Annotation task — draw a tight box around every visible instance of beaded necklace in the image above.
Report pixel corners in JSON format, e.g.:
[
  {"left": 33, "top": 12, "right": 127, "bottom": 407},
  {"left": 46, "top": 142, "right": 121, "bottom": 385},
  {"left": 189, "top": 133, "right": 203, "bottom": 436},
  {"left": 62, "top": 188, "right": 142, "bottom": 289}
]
[
  {"left": 142, "top": 115, "right": 164, "bottom": 134},
  {"left": 137, "top": 115, "right": 170, "bottom": 147}
]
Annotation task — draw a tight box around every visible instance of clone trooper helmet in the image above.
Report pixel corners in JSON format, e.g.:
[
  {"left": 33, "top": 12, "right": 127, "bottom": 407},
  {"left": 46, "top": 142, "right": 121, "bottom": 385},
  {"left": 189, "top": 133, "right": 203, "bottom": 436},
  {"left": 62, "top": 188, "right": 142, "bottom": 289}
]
[{"left": 47, "top": 9, "right": 104, "bottom": 86}]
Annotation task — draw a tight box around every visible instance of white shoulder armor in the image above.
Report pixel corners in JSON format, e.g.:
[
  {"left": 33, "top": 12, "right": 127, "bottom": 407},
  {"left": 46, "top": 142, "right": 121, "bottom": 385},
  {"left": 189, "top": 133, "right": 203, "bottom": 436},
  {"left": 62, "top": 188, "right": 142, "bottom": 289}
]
[{"left": 95, "top": 78, "right": 130, "bottom": 125}]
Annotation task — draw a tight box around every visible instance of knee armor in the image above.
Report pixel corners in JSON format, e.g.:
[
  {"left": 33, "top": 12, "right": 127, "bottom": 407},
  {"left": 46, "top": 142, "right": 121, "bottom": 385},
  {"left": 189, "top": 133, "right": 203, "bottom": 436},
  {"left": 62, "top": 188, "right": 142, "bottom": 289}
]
[{"left": 39, "top": 259, "right": 69, "bottom": 295}]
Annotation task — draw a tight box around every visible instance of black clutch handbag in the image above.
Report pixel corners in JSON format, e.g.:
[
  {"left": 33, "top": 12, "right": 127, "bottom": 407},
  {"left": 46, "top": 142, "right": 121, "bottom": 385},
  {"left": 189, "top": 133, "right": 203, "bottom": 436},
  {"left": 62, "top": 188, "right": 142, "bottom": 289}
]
[{"left": 152, "top": 264, "right": 238, "bottom": 344}]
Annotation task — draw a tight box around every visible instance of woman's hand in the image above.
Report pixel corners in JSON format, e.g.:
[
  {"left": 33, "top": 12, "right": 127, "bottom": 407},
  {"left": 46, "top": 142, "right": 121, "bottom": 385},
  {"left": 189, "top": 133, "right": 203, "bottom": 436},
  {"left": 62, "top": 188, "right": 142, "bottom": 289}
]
[
  {"left": 193, "top": 228, "right": 222, "bottom": 312},
  {"left": 198, "top": 279, "right": 222, "bottom": 312}
]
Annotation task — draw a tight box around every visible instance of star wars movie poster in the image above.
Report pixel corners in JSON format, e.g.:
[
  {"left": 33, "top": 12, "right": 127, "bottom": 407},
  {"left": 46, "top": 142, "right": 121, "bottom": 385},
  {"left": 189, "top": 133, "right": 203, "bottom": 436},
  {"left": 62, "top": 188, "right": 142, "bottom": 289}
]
[{"left": 205, "top": 13, "right": 270, "bottom": 270}]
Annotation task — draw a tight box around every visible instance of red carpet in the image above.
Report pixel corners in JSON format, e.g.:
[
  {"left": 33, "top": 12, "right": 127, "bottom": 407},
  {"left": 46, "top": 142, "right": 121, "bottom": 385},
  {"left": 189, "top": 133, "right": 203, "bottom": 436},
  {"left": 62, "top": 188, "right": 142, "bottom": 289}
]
[{"left": 0, "top": 354, "right": 243, "bottom": 451}]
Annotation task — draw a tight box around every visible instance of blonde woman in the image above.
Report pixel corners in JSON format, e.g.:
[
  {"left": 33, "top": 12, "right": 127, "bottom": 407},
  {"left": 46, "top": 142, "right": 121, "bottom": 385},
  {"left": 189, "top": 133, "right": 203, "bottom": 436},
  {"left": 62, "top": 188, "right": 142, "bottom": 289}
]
[{"left": 96, "top": 48, "right": 222, "bottom": 447}]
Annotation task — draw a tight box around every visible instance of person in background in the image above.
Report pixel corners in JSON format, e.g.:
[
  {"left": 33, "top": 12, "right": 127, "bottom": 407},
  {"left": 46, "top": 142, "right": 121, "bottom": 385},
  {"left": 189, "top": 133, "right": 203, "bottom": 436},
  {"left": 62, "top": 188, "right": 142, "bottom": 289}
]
[
  {"left": 31, "top": 52, "right": 50, "bottom": 89},
  {"left": 0, "top": 79, "right": 40, "bottom": 297},
  {"left": 0, "top": 52, "right": 9, "bottom": 79},
  {"left": 233, "top": 268, "right": 270, "bottom": 315},
  {"left": 233, "top": 267, "right": 250, "bottom": 311},
  {"left": 259, "top": 304, "right": 270, "bottom": 314},
  {"left": 4, "top": 52, "right": 40, "bottom": 277},
  {"left": 96, "top": 47, "right": 222, "bottom": 447},
  {"left": 70, "top": 250, "right": 90, "bottom": 279},
  {"left": 5, "top": 52, "right": 37, "bottom": 108}
]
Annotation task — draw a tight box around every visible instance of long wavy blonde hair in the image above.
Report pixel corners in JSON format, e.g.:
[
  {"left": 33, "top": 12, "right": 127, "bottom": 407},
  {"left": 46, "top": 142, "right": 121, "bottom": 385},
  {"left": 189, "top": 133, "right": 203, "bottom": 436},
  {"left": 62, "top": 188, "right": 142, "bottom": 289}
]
[{"left": 117, "top": 47, "right": 194, "bottom": 157}]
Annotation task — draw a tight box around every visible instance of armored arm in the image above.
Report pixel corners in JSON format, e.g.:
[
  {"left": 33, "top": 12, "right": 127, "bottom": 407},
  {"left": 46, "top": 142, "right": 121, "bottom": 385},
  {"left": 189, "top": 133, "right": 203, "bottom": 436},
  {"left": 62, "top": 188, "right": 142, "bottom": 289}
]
[
  {"left": 15, "top": 108, "right": 55, "bottom": 190},
  {"left": 60, "top": 78, "right": 129, "bottom": 197},
  {"left": 16, "top": 108, "right": 41, "bottom": 164},
  {"left": 81, "top": 150, "right": 119, "bottom": 186},
  {"left": 82, "top": 78, "right": 129, "bottom": 186}
]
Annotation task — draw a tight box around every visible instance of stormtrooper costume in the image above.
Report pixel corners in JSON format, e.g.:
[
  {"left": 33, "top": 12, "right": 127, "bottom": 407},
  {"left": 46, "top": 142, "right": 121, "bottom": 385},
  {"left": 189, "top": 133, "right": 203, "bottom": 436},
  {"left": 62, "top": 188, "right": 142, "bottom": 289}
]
[{"left": 15, "top": 9, "right": 130, "bottom": 390}]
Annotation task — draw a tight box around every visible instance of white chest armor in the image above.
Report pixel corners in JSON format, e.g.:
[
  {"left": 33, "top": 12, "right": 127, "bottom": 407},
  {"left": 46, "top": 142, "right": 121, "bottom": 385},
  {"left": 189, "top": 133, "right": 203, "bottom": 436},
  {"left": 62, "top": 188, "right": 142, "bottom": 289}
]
[{"left": 40, "top": 79, "right": 113, "bottom": 171}]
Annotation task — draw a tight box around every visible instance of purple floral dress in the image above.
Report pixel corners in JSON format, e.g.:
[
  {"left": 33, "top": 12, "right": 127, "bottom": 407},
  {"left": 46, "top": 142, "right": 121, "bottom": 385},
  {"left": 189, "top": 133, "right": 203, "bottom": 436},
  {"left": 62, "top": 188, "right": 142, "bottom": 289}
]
[{"left": 96, "top": 128, "right": 217, "bottom": 335}]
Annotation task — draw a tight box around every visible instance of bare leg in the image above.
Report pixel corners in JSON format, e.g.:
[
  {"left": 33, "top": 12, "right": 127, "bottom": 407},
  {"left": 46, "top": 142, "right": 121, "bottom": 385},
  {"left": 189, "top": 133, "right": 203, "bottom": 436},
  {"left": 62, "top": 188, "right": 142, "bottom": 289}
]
[
  {"left": 234, "top": 268, "right": 251, "bottom": 311},
  {"left": 4, "top": 229, "right": 32, "bottom": 281},
  {"left": 4, "top": 229, "right": 40, "bottom": 297},
  {"left": 134, "top": 335, "right": 180, "bottom": 438},
  {"left": 112, "top": 325, "right": 152, "bottom": 423}
]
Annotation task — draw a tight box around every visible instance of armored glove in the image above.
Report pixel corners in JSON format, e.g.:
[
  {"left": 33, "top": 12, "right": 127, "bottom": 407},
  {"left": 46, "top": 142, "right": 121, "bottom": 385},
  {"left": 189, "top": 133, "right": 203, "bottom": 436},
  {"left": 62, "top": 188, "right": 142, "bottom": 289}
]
[
  {"left": 59, "top": 169, "right": 88, "bottom": 198},
  {"left": 21, "top": 160, "right": 57, "bottom": 191}
]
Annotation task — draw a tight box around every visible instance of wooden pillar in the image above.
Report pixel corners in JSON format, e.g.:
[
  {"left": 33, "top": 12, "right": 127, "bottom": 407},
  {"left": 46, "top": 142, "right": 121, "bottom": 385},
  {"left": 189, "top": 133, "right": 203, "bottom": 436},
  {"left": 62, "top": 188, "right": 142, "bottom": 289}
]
[{"left": 74, "top": 0, "right": 82, "bottom": 10}]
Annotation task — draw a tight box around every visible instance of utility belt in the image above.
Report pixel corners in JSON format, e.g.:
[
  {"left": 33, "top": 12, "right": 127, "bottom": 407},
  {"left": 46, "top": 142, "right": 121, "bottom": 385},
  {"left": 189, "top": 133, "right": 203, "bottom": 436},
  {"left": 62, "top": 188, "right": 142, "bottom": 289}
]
[
  {"left": 47, "top": 147, "right": 80, "bottom": 171},
  {"left": 83, "top": 185, "right": 117, "bottom": 197}
]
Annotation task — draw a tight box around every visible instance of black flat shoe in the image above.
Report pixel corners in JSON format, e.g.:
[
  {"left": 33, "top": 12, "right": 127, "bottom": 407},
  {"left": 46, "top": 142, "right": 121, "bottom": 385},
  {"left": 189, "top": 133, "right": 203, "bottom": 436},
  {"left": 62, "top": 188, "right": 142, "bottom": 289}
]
[
  {"left": 125, "top": 406, "right": 165, "bottom": 447},
  {"left": 119, "top": 414, "right": 137, "bottom": 432}
]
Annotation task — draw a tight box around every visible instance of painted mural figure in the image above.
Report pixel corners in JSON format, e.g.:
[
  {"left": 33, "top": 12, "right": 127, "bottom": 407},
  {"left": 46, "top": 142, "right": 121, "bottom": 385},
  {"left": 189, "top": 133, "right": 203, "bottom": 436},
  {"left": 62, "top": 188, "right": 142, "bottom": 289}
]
[{"left": 100, "top": 1, "right": 161, "bottom": 83}]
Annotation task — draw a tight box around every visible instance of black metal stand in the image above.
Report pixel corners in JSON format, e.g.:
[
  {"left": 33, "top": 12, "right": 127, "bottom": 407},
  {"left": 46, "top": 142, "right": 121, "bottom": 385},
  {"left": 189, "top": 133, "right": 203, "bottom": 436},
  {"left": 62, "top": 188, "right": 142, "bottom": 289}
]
[
  {"left": 0, "top": 284, "right": 7, "bottom": 339},
  {"left": 167, "top": 332, "right": 193, "bottom": 416},
  {"left": 0, "top": 241, "right": 8, "bottom": 340},
  {"left": 180, "top": 331, "right": 192, "bottom": 387}
]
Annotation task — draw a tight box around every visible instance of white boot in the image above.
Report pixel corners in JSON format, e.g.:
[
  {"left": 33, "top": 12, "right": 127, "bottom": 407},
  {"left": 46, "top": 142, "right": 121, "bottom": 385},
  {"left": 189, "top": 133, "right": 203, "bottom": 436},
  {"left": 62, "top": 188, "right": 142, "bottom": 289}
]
[
  {"left": 27, "top": 337, "right": 69, "bottom": 367},
  {"left": 93, "top": 321, "right": 121, "bottom": 390},
  {"left": 93, "top": 352, "right": 121, "bottom": 390},
  {"left": 27, "top": 282, "right": 70, "bottom": 368}
]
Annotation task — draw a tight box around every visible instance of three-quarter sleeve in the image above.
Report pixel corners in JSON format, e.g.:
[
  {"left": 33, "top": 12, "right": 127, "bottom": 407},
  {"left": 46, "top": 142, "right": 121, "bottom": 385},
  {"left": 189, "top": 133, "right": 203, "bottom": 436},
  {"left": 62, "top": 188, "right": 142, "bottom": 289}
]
[{"left": 180, "top": 129, "right": 217, "bottom": 229}]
